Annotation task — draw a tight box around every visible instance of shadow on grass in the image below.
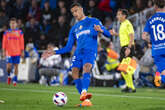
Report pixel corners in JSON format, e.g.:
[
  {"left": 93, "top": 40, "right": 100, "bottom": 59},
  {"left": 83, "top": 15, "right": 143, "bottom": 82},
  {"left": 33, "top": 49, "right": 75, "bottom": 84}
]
[{"left": 55, "top": 105, "right": 94, "bottom": 110}]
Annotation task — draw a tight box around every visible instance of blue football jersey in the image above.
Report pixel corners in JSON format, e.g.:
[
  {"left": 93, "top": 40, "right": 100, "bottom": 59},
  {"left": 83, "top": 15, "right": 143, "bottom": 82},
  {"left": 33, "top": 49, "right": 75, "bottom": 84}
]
[
  {"left": 144, "top": 12, "right": 165, "bottom": 56},
  {"left": 55, "top": 17, "right": 111, "bottom": 55}
]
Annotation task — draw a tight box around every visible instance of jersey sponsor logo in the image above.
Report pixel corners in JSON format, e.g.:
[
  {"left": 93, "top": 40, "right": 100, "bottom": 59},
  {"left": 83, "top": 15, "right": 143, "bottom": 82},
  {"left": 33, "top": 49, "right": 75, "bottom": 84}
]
[
  {"left": 79, "top": 25, "right": 83, "bottom": 30},
  {"left": 76, "top": 30, "right": 90, "bottom": 39},
  {"left": 8, "top": 37, "right": 19, "bottom": 40}
]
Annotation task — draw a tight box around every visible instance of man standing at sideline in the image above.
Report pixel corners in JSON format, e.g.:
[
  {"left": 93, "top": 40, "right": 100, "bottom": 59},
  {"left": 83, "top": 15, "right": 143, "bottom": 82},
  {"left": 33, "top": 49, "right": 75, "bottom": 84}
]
[
  {"left": 110, "top": 9, "right": 136, "bottom": 93},
  {"left": 2, "top": 18, "right": 24, "bottom": 86}
]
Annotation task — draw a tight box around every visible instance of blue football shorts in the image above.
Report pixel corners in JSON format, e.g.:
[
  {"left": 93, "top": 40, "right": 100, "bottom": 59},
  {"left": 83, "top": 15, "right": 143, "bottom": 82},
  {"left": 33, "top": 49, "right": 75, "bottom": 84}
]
[
  {"left": 71, "top": 51, "right": 96, "bottom": 69},
  {"left": 153, "top": 54, "right": 165, "bottom": 73},
  {"left": 6, "top": 56, "right": 20, "bottom": 64}
]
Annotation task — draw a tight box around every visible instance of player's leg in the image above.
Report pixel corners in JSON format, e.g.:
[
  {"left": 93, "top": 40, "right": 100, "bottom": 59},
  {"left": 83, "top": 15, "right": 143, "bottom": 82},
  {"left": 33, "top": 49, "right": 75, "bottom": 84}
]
[
  {"left": 77, "top": 52, "right": 95, "bottom": 107},
  {"left": 12, "top": 56, "right": 20, "bottom": 86},
  {"left": 81, "top": 51, "right": 96, "bottom": 94},
  {"left": 119, "top": 47, "right": 130, "bottom": 91},
  {"left": 153, "top": 55, "right": 165, "bottom": 87},
  {"left": 120, "top": 46, "right": 136, "bottom": 92},
  {"left": 6, "top": 56, "right": 13, "bottom": 85},
  {"left": 121, "top": 72, "right": 135, "bottom": 92},
  {"left": 127, "top": 47, "right": 136, "bottom": 92},
  {"left": 154, "top": 71, "right": 161, "bottom": 87},
  {"left": 127, "top": 70, "right": 136, "bottom": 92},
  {"left": 13, "top": 64, "right": 18, "bottom": 86},
  {"left": 78, "top": 52, "right": 95, "bottom": 106},
  {"left": 124, "top": 53, "right": 136, "bottom": 92},
  {"left": 78, "top": 63, "right": 93, "bottom": 107},
  {"left": 72, "top": 67, "right": 82, "bottom": 94},
  {"left": 6, "top": 63, "right": 12, "bottom": 85},
  {"left": 81, "top": 63, "right": 92, "bottom": 93},
  {"left": 160, "top": 70, "right": 165, "bottom": 87},
  {"left": 71, "top": 54, "right": 92, "bottom": 107},
  {"left": 71, "top": 54, "right": 83, "bottom": 94},
  {"left": 121, "top": 72, "right": 129, "bottom": 91}
]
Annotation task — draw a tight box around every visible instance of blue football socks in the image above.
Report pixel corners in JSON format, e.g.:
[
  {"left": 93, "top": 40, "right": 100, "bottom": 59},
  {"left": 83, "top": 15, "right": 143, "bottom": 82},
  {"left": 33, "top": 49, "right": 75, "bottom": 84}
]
[
  {"left": 8, "top": 73, "right": 10, "bottom": 77},
  {"left": 81, "top": 73, "right": 91, "bottom": 92},
  {"left": 74, "top": 78, "right": 82, "bottom": 94},
  {"left": 13, "top": 75, "right": 17, "bottom": 83},
  {"left": 161, "top": 75, "right": 165, "bottom": 84}
]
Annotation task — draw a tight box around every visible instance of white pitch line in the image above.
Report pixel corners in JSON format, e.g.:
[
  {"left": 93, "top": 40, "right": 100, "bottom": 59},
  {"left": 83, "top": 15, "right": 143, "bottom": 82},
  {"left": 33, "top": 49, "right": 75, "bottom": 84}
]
[{"left": 1, "top": 88, "right": 165, "bottom": 101}]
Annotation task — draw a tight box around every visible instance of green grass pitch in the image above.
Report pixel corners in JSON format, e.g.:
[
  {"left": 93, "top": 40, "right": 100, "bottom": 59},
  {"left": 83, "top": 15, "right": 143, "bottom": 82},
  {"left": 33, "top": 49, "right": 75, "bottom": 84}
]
[{"left": 0, "top": 83, "right": 165, "bottom": 110}]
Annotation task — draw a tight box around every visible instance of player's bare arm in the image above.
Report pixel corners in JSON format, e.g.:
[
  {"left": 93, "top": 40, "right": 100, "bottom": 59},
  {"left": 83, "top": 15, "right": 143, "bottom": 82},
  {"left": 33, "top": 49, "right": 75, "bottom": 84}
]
[
  {"left": 109, "top": 29, "right": 118, "bottom": 36},
  {"left": 124, "top": 33, "right": 134, "bottom": 57},
  {"left": 2, "top": 49, "right": 6, "bottom": 58},
  {"left": 21, "top": 50, "right": 25, "bottom": 58},
  {"left": 128, "top": 33, "right": 134, "bottom": 48},
  {"left": 94, "top": 25, "right": 116, "bottom": 35},
  {"left": 94, "top": 24, "right": 103, "bottom": 32}
]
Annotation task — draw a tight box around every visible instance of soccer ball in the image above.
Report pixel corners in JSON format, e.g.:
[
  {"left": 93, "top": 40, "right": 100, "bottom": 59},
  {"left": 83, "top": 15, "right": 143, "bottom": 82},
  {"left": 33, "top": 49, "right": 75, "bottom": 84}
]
[{"left": 53, "top": 92, "right": 67, "bottom": 106}]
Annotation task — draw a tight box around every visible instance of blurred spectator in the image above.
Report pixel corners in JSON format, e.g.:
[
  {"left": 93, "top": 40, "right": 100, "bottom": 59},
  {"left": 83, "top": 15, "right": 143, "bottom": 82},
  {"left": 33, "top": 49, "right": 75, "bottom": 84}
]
[
  {"left": 98, "top": 0, "right": 112, "bottom": 13},
  {"left": 97, "top": 40, "right": 107, "bottom": 74},
  {"left": 0, "top": 9, "right": 8, "bottom": 47},
  {"left": 25, "top": 17, "right": 40, "bottom": 43},
  {"left": 104, "top": 16, "right": 113, "bottom": 29},
  {"left": 24, "top": 39, "right": 39, "bottom": 82},
  {"left": 25, "top": 41, "right": 39, "bottom": 64},
  {"left": 147, "top": 0, "right": 154, "bottom": 8},
  {"left": 60, "top": 7, "right": 71, "bottom": 22},
  {"left": 40, "top": 1, "right": 54, "bottom": 34},
  {"left": 40, "top": 44, "right": 61, "bottom": 67},
  {"left": 134, "top": 40, "right": 144, "bottom": 60},
  {"left": 35, "top": 34, "right": 48, "bottom": 50},
  {"left": 0, "top": 0, "right": 12, "bottom": 18},
  {"left": 109, "top": 0, "right": 117, "bottom": 10},
  {"left": 139, "top": 42, "right": 154, "bottom": 71},
  {"left": 129, "top": 0, "right": 147, "bottom": 14},
  {"left": 0, "top": 24, "right": 7, "bottom": 49},
  {"left": 71, "top": 0, "right": 83, "bottom": 4},
  {"left": 138, "top": 42, "right": 155, "bottom": 87},
  {"left": 104, "top": 41, "right": 122, "bottom": 87},
  {"left": 48, "top": 15, "right": 70, "bottom": 47},
  {"left": 105, "top": 41, "right": 119, "bottom": 72},
  {"left": 55, "top": 0, "right": 71, "bottom": 23},
  {"left": 11, "top": 0, "right": 29, "bottom": 19},
  {"left": 17, "top": 18, "right": 25, "bottom": 32},
  {"left": 98, "top": 0, "right": 118, "bottom": 19},
  {"left": 118, "top": 0, "right": 132, "bottom": 9},
  {"left": 55, "top": 0, "right": 66, "bottom": 19},
  {"left": 40, "top": 0, "right": 57, "bottom": 10},
  {"left": 0, "top": 10, "right": 8, "bottom": 31},
  {"left": 85, "top": 0, "right": 104, "bottom": 22},
  {"left": 39, "top": 43, "right": 62, "bottom": 85},
  {"left": 27, "top": 0, "right": 41, "bottom": 22}
]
